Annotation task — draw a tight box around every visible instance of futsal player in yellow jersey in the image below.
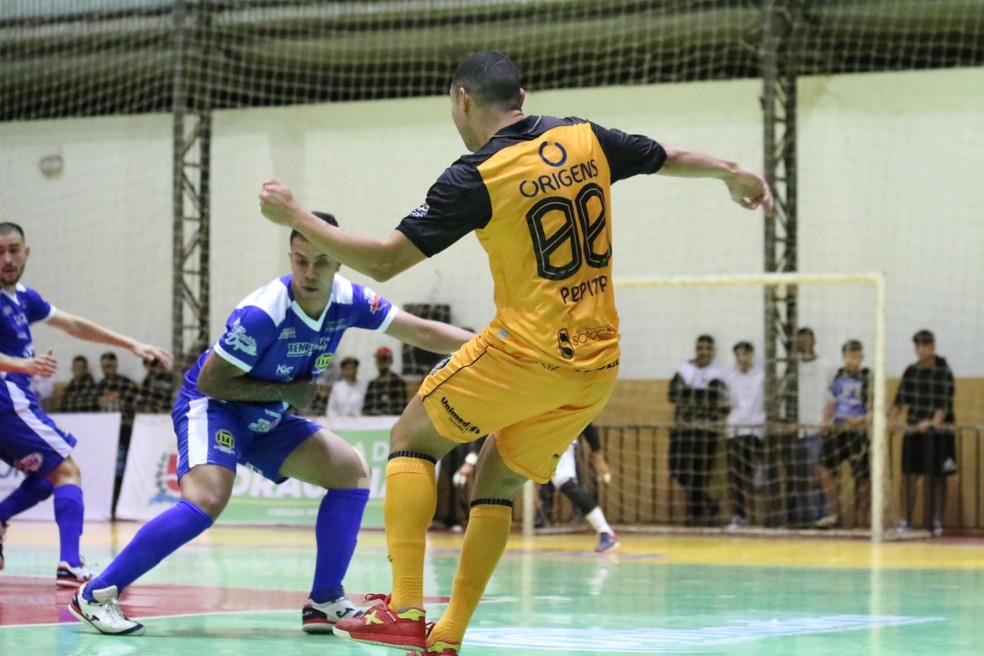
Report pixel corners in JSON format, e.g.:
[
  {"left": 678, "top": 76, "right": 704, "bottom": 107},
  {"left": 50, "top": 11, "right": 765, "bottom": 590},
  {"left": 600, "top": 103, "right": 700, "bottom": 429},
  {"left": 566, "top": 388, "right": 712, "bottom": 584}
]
[{"left": 260, "top": 51, "right": 772, "bottom": 656}]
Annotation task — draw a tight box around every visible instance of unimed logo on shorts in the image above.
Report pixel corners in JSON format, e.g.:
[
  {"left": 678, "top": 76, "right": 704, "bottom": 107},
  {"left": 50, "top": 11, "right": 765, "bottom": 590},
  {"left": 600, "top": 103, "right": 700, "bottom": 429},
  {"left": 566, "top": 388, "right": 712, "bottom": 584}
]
[{"left": 440, "top": 396, "right": 482, "bottom": 435}]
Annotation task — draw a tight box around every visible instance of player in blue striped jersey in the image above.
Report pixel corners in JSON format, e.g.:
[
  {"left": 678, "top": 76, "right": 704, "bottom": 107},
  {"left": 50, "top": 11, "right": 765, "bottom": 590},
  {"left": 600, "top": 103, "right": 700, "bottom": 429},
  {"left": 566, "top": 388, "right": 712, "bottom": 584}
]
[
  {"left": 0, "top": 222, "right": 171, "bottom": 586},
  {"left": 70, "top": 212, "right": 473, "bottom": 636}
]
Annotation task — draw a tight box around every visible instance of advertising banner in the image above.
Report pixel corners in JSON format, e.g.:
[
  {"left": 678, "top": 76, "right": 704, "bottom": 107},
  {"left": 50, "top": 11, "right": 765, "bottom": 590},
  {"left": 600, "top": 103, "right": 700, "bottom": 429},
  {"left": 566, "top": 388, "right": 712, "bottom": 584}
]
[
  {"left": 0, "top": 413, "right": 120, "bottom": 521},
  {"left": 115, "top": 414, "right": 395, "bottom": 527}
]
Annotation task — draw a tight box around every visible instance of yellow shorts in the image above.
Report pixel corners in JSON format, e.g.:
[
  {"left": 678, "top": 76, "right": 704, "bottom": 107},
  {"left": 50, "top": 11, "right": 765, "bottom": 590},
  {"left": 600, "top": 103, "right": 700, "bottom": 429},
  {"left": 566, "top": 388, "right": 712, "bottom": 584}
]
[{"left": 418, "top": 332, "right": 618, "bottom": 483}]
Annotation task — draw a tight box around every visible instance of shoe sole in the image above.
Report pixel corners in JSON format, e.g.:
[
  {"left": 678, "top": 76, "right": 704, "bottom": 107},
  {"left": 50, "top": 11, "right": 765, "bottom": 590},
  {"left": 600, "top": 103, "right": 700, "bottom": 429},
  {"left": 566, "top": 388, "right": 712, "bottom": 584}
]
[
  {"left": 301, "top": 620, "right": 336, "bottom": 635},
  {"left": 68, "top": 599, "right": 145, "bottom": 636},
  {"left": 332, "top": 626, "right": 425, "bottom": 652},
  {"left": 596, "top": 542, "right": 620, "bottom": 553}
]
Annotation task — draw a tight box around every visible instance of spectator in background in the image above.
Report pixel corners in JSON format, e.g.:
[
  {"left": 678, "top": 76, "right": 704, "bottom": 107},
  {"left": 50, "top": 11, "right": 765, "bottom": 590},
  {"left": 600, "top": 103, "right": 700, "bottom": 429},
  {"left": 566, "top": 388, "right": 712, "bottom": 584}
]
[
  {"left": 889, "top": 329, "right": 956, "bottom": 537},
  {"left": 669, "top": 335, "right": 728, "bottom": 526},
  {"left": 788, "top": 327, "right": 835, "bottom": 526},
  {"left": 724, "top": 342, "right": 765, "bottom": 531},
  {"left": 61, "top": 355, "right": 99, "bottom": 412},
  {"left": 134, "top": 358, "right": 176, "bottom": 414},
  {"left": 28, "top": 374, "right": 56, "bottom": 412},
  {"left": 96, "top": 352, "right": 139, "bottom": 511},
  {"left": 326, "top": 357, "right": 366, "bottom": 419},
  {"left": 816, "top": 339, "right": 871, "bottom": 529},
  {"left": 362, "top": 346, "right": 408, "bottom": 416}
]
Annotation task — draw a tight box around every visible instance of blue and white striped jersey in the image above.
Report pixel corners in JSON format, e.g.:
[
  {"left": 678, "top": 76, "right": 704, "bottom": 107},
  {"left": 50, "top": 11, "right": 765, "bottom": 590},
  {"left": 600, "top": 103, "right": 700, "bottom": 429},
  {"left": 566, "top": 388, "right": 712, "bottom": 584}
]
[
  {"left": 181, "top": 274, "right": 397, "bottom": 430},
  {"left": 0, "top": 284, "right": 55, "bottom": 397}
]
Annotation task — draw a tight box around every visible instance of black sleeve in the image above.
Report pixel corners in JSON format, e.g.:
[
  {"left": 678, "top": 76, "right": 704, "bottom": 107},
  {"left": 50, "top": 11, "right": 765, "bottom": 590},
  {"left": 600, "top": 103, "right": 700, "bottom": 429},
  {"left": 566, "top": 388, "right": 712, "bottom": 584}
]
[
  {"left": 590, "top": 122, "right": 667, "bottom": 183},
  {"left": 668, "top": 372, "right": 687, "bottom": 404},
  {"left": 581, "top": 423, "right": 602, "bottom": 452},
  {"left": 395, "top": 161, "right": 492, "bottom": 257},
  {"left": 892, "top": 369, "right": 910, "bottom": 408}
]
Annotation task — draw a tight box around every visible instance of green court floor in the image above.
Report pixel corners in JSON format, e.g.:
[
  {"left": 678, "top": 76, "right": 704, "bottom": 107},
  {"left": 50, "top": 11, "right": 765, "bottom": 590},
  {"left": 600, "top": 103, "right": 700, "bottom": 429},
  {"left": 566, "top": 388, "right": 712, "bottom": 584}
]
[{"left": 1, "top": 523, "right": 982, "bottom": 655}]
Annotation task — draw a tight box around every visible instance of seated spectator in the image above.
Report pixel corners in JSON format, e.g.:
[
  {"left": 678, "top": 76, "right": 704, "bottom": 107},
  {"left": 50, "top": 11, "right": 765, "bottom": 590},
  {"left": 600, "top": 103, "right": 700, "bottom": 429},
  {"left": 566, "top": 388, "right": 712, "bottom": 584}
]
[
  {"left": 362, "top": 346, "right": 408, "bottom": 416},
  {"left": 134, "top": 358, "right": 176, "bottom": 413},
  {"left": 61, "top": 355, "right": 99, "bottom": 412},
  {"left": 326, "top": 356, "right": 366, "bottom": 419}
]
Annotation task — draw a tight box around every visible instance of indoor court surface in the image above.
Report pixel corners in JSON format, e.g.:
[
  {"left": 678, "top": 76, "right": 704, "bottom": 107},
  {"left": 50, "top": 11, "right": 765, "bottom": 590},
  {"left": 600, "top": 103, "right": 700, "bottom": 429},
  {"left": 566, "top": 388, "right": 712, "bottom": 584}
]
[{"left": 1, "top": 522, "right": 983, "bottom": 655}]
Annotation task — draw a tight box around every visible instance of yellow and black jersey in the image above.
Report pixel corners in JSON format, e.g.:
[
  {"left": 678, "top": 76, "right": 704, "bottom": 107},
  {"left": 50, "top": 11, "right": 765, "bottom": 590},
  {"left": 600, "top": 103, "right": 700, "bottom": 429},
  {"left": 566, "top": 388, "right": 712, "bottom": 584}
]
[{"left": 397, "top": 115, "right": 666, "bottom": 369}]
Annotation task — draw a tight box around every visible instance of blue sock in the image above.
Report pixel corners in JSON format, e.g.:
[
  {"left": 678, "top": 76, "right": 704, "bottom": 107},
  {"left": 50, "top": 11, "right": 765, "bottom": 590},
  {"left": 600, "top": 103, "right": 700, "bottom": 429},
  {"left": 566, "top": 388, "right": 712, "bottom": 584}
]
[
  {"left": 53, "top": 484, "right": 84, "bottom": 566},
  {"left": 0, "top": 476, "right": 54, "bottom": 523},
  {"left": 84, "top": 499, "right": 212, "bottom": 600},
  {"left": 310, "top": 488, "right": 370, "bottom": 602}
]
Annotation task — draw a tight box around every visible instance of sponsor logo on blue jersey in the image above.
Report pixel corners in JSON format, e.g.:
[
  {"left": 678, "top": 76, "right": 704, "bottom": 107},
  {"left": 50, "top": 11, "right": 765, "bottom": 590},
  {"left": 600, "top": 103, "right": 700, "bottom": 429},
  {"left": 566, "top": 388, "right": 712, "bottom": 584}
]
[{"left": 224, "top": 318, "right": 258, "bottom": 356}]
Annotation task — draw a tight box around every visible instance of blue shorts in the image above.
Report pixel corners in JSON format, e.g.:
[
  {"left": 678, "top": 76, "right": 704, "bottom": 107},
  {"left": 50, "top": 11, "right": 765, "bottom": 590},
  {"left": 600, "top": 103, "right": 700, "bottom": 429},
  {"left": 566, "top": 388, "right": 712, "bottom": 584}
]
[
  {"left": 0, "top": 380, "right": 76, "bottom": 477},
  {"left": 172, "top": 393, "right": 322, "bottom": 483}
]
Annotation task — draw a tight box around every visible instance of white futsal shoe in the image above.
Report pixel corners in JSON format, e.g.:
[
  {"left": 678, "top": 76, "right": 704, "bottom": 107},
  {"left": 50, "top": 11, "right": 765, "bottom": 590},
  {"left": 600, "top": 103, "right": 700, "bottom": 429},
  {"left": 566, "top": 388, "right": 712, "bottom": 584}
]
[{"left": 69, "top": 583, "right": 144, "bottom": 635}]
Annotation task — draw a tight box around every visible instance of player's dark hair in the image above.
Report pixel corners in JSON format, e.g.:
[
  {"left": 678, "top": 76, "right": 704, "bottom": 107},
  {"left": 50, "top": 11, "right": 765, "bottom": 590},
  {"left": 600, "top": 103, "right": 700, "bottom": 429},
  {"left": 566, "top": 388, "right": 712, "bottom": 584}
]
[
  {"left": 0, "top": 222, "right": 25, "bottom": 241},
  {"left": 797, "top": 326, "right": 815, "bottom": 339},
  {"left": 696, "top": 334, "right": 715, "bottom": 345},
  {"left": 733, "top": 341, "right": 754, "bottom": 354},
  {"left": 842, "top": 339, "right": 863, "bottom": 353},
  {"left": 290, "top": 211, "right": 338, "bottom": 244},
  {"left": 100, "top": 352, "right": 118, "bottom": 362},
  {"left": 72, "top": 355, "right": 88, "bottom": 365},
  {"left": 913, "top": 329, "right": 935, "bottom": 344},
  {"left": 451, "top": 51, "right": 523, "bottom": 110},
  {"left": 340, "top": 356, "right": 359, "bottom": 368}
]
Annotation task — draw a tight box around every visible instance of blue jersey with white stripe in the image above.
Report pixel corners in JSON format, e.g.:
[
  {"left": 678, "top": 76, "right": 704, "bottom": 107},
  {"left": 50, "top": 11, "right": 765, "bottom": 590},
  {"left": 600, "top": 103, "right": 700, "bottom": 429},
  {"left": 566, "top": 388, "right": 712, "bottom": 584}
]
[
  {"left": 181, "top": 274, "right": 398, "bottom": 431},
  {"left": 0, "top": 284, "right": 55, "bottom": 395}
]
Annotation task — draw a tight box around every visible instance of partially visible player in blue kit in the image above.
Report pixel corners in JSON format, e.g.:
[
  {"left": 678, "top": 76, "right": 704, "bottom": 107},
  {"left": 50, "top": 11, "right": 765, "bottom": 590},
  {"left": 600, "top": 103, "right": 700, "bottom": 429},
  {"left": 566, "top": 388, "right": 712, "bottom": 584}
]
[
  {"left": 70, "top": 212, "right": 473, "bottom": 636},
  {"left": 0, "top": 221, "right": 171, "bottom": 586}
]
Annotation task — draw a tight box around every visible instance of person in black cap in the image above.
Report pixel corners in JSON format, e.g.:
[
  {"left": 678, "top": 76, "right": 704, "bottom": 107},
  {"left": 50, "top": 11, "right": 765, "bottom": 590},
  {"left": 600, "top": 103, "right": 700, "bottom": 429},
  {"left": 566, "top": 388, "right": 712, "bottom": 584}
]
[
  {"left": 889, "top": 329, "right": 956, "bottom": 537},
  {"left": 362, "top": 346, "right": 408, "bottom": 416}
]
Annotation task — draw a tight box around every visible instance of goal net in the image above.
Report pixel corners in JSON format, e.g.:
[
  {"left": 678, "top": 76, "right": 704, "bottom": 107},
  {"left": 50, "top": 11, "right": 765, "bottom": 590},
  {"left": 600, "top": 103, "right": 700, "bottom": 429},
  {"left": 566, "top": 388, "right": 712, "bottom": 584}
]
[{"left": 0, "top": 1, "right": 981, "bottom": 540}]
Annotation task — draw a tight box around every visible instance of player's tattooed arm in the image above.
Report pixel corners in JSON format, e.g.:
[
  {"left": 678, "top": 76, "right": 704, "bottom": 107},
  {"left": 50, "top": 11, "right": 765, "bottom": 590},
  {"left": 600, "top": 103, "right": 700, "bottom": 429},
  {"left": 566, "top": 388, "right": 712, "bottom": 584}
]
[{"left": 197, "top": 351, "right": 317, "bottom": 408}]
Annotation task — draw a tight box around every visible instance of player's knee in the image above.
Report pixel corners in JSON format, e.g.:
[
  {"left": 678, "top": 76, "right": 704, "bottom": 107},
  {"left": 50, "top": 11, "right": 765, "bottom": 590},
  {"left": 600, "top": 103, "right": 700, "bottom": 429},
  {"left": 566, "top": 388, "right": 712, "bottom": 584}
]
[
  {"left": 348, "top": 444, "right": 371, "bottom": 490},
  {"left": 49, "top": 457, "right": 82, "bottom": 486},
  {"left": 22, "top": 475, "right": 55, "bottom": 501},
  {"left": 559, "top": 480, "right": 597, "bottom": 515}
]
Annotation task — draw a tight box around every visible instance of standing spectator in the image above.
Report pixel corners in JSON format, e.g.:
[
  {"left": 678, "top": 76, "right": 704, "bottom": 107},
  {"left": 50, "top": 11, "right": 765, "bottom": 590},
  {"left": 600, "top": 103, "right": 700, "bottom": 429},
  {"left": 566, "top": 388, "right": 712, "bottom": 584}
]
[
  {"left": 325, "top": 357, "right": 366, "bottom": 419},
  {"left": 61, "top": 355, "right": 99, "bottom": 412},
  {"left": 788, "top": 327, "right": 835, "bottom": 526},
  {"left": 889, "top": 329, "right": 956, "bottom": 537},
  {"left": 724, "top": 342, "right": 765, "bottom": 531},
  {"left": 28, "top": 374, "right": 55, "bottom": 412},
  {"left": 816, "top": 339, "right": 871, "bottom": 528},
  {"left": 669, "top": 335, "right": 728, "bottom": 526},
  {"left": 134, "top": 358, "right": 176, "bottom": 414},
  {"left": 362, "top": 346, "right": 408, "bottom": 416},
  {"left": 95, "top": 352, "right": 139, "bottom": 511}
]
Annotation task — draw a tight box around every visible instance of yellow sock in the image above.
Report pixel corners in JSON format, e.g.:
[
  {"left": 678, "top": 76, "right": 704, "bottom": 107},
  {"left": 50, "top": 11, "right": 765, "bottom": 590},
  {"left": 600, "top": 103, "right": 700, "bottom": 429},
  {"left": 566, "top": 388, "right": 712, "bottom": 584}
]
[
  {"left": 384, "top": 456, "right": 437, "bottom": 610},
  {"left": 429, "top": 503, "right": 513, "bottom": 647}
]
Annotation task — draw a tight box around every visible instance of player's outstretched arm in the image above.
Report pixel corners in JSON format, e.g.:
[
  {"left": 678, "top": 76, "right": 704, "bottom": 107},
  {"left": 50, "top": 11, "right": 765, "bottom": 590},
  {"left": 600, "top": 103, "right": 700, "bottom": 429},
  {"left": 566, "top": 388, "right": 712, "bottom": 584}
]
[
  {"left": 0, "top": 351, "right": 57, "bottom": 378},
  {"left": 46, "top": 310, "right": 172, "bottom": 369},
  {"left": 196, "top": 351, "right": 317, "bottom": 409},
  {"left": 384, "top": 313, "right": 475, "bottom": 355},
  {"left": 258, "top": 178, "right": 427, "bottom": 282},
  {"left": 658, "top": 145, "right": 774, "bottom": 213}
]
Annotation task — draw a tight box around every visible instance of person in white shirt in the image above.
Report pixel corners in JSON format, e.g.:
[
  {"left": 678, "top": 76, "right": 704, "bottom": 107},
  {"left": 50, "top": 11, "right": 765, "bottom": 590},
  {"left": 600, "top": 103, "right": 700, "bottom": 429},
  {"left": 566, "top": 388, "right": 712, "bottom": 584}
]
[
  {"left": 790, "top": 327, "right": 835, "bottom": 526},
  {"left": 724, "top": 342, "right": 766, "bottom": 530},
  {"left": 326, "top": 357, "right": 367, "bottom": 419}
]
